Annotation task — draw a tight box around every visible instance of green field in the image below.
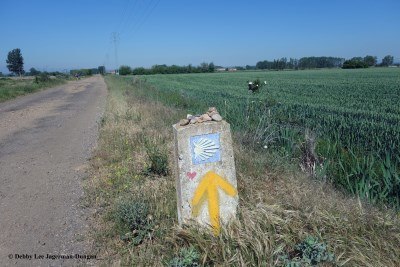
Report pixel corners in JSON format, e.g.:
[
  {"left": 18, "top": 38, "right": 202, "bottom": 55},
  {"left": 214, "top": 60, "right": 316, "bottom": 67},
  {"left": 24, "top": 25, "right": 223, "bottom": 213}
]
[
  {"left": 129, "top": 68, "right": 400, "bottom": 207},
  {"left": 0, "top": 76, "right": 67, "bottom": 102}
]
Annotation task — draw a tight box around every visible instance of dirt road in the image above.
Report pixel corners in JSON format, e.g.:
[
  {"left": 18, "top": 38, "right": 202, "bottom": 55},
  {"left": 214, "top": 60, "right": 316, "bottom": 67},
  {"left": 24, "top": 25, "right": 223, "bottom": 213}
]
[{"left": 0, "top": 76, "right": 107, "bottom": 266}]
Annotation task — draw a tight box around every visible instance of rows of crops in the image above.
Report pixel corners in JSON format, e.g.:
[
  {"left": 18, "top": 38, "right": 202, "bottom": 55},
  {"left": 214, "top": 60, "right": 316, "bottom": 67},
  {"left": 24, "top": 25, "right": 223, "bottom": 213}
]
[{"left": 130, "top": 68, "right": 400, "bottom": 207}]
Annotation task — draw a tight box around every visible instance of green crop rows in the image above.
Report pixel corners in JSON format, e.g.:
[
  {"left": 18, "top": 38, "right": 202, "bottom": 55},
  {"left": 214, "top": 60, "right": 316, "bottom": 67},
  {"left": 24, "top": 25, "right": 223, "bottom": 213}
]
[{"left": 127, "top": 68, "right": 400, "bottom": 208}]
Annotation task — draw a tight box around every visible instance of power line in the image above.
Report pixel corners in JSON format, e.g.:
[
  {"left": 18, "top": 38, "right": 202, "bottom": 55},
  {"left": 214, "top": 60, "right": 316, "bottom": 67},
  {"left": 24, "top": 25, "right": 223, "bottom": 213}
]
[
  {"left": 119, "top": 0, "right": 142, "bottom": 35},
  {"left": 102, "top": 0, "right": 161, "bottom": 72},
  {"left": 126, "top": 0, "right": 160, "bottom": 36},
  {"left": 111, "top": 32, "right": 120, "bottom": 72},
  {"left": 103, "top": 37, "right": 113, "bottom": 69},
  {"left": 101, "top": 1, "right": 134, "bottom": 71},
  {"left": 115, "top": 0, "right": 132, "bottom": 32},
  {"left": 123, "top": 0, "right": 154, "bottom": 34}
]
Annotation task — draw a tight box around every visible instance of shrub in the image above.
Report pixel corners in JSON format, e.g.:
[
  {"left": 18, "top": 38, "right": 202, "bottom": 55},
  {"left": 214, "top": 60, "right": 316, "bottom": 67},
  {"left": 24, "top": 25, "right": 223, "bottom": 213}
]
[
  {"left": 119, "top": 65, "right": 132, "bottom": 75},
  {"left": 168, "top": 246, "right": 200, "bottom": 267},
  {"left": 280, "top": 236, "right": 335, "bottom": 266},
  {"left": 114, "top": 199, "right": 153, "bottom": 245},
  {"left": 342, "top": 58, "right": 368, "bottom": 69},
  {"left": 35, "top": 73, "right": 50, "bottom": 83},
  {"left": 144, "top": 138, "right": 169, "bottom": 176}
]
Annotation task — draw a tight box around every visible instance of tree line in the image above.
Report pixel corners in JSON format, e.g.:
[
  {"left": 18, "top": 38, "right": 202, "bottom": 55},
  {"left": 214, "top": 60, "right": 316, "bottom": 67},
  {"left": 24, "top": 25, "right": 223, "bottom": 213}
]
[
  {"left": 255, "top": 55, "right": 395, "bottom": 70},
  {"left": 2, "top": 47, "right": 397, "bottom": 77},
  {"left": 69, "top": 66, "right": 105, "bottom": 76},
  {"left": 255, "top": 57, "right": 345, "bottom": 70},
  {"left": 119, "top": 62, "right": 215, "bottom": 75},
  {"left": 342, "top": 55, "right": 394, "bottom": 69}
]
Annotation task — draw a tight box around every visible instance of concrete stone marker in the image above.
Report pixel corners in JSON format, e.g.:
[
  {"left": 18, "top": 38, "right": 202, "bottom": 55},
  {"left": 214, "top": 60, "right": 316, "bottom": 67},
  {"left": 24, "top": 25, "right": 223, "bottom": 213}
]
[{"left": 173, "top": 112, "right": 238, "bottom": 235}]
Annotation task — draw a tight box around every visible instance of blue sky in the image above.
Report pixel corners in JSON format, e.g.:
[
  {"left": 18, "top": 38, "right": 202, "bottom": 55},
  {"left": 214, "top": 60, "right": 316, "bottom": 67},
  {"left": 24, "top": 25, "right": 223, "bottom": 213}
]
[{"left": 0, "top": 0, "right": 399, "bottom": 73}]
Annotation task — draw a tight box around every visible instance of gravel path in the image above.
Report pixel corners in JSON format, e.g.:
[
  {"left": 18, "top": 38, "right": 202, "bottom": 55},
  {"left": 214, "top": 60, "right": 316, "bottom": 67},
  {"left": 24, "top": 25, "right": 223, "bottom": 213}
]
[{"left": 0, "top": 76, "right": 107, "bottom": 266}]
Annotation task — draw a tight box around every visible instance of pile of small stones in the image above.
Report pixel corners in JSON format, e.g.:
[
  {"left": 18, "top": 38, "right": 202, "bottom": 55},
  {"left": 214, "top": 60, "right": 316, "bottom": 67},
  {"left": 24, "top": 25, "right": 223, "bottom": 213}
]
[{"left": 179, "top": 107, "right": 223, "bottom": 126}]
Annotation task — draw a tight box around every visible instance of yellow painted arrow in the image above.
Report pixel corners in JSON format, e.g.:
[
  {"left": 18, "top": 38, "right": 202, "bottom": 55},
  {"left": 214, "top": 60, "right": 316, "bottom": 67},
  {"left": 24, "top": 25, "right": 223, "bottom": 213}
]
[{"left": 191, "top": 171, "right": 237, "bottom": 235}]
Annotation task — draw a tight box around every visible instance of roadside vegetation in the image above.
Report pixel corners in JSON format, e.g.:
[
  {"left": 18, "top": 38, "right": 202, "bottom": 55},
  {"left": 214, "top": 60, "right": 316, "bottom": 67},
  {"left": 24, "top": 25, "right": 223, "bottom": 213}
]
[
  {"left": 85, "top": 73, "right": 400, "bottom": 266},
  {"left": 0, "top": 74, "right": 69, "bottom": 102}
]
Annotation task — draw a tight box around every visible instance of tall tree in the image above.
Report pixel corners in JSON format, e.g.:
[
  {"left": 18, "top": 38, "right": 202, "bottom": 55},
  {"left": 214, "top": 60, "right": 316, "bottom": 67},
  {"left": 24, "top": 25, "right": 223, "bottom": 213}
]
[
  {"left": 29, "top": 67, "right": 40, "bottom": 76},
  {"left": 208, "top": 62, "right": 215, "bottom": 72},
  {"left": 98, "top": 66, "right": 105, "bottom": 75},
  {"left": 381, "top": 55, "right": 394, "bottom": 66},
  {"left": 364, "top": 55, "right": 377, "bottom": 67},
  {"left": 6, "top": 48, "right": 24, "bottom": 76},
  {"left": 200, "top": 62, "right": 209, "bottom": 72},
  {"left": 119, "top": 65, "right": 131, "bottom": 75}
]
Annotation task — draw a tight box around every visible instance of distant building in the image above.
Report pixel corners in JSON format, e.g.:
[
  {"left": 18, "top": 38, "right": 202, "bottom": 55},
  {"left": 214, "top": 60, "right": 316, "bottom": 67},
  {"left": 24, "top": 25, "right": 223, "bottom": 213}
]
[
  {"left": 107, "top": 70, "right": 119, "bottom": 75},
  {"left": 216, "top": 68, "right": 226, "bottom": 72}
]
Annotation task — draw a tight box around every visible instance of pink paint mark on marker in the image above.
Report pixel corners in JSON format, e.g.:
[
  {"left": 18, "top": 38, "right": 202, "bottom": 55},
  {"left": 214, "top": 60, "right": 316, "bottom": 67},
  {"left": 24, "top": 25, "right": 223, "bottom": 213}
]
[{"left": 187, "top": 171, "right": 197, "bottom": 180}]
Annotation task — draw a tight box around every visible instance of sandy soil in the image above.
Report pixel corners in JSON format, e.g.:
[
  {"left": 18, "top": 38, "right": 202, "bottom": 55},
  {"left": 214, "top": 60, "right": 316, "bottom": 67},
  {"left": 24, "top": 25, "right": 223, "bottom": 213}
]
[{"left": 0, "top": 76, "right": 107, "bottom": 266}]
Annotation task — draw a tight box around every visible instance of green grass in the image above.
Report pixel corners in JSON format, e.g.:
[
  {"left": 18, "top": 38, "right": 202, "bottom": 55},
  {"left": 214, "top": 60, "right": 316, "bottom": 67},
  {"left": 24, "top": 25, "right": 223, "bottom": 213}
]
[
  {"left": 127, "top": 68, "right": 400, "bottom": 208},
  {"left": 0, "top": 76, "right": 67, "bottom": 102}
]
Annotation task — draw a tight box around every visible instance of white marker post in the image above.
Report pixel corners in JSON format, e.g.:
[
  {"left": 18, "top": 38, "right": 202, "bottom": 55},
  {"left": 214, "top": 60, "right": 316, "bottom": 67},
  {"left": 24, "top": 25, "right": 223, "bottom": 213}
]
[{"left": 173, "top": 120, "right": 238, "bottom": 235}]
